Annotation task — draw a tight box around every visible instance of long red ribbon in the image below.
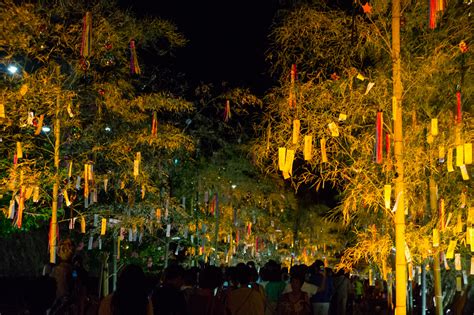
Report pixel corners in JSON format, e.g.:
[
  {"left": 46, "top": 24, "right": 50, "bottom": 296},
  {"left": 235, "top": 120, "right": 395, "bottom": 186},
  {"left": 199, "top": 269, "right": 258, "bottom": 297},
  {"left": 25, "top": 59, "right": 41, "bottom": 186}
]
[{"left": 456, "top": 91, "right": 462, "bottom": 124}]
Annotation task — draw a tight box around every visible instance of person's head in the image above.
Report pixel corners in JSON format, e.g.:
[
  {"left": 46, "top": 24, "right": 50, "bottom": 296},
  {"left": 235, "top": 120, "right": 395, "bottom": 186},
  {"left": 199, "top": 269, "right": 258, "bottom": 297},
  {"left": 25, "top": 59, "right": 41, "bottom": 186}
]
[
  {"left": 236, "top": 263, "right": 251, "bottom": 287},
  {"left": 57, "top": 239, "right": 74, "bottom": 263},
  {"left": 184, "top": 267, "right": 198, "bottom": 287},
  {"left": 312, "top": 260, "right": 324, "bottom": 273},
  {"left": 163, "top": 264, "right": 185, "bottom": 289},
  {"left": 199, "top": 266, "right": 223, "bottom": 290},
  {"left": 112, "top": 264, "right": 148, "bottom": 315},
  {"left": 266, "top": 260, "right": 282, "bottom": 282},
  {"left": 290, "top": 273, "right": 305, "bottom": 292}
]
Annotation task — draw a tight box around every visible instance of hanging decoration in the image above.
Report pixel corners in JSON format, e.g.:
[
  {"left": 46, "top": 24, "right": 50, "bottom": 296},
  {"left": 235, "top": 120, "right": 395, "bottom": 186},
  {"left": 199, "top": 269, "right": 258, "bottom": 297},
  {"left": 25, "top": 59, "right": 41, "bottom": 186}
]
[
  {"left": 465, "top": 143, "right": 472, "bottom": 164},
  {"left": 446, "top": 240, "right": 457, "bottom": 259},
  {"left": 292, "top": 119, "right": 300, "bottom": 144},
  {"left": 328, "top": 122, "right": 339, "bottom": 137},
  {"left": 129, "top": 39, "right": 141, "bottom": 75},
  {"left": 384, "top": 185, "right": 391, "bottom": 209},
  {"left": 456, "top": 145, "right": 464, "bottom": 167},
  {"left": 151, "top": 112, "right": 158, "bottom": 137},
  {"left": 80, "top": 12, "right": 92, "bottom": 70},
  {"left": 432, "top": 228, "right": 439, "bottom": 247},
  {"left": 321, "top": 138, "right": 328, "bottom": 163},
  {"left": 456, "top": 90, "right": 462, "bottom": 124},
  {"left": 361, "top": 2, "right": 372, "bottom": 14},
  {"left": 429, "top": 0, "right": 445, "bottom": 29},
  {"left": 447, "top": 148, "right": 454, "bottom": 172},
  {"left": 224, "top": 100, "right": 231, "bottom": 122},
  {"left": 431, "top": 118, "right": 438, "bottom": 136},
  {"left": 80, "top": 216, "right": 86, "bottom": 233},
  {"left": 15, "top": 188, "right": 25, "bottom": 228},
  {"left": 16, "top": 142, "right": 23, "bottom": 159},
  {"left": 0, "top": 103, "right": 5, "bottom": 118},
  {"left": 133, "top": 152, "right": 141, "bottom": 177},
  {"left": 288, "top": 64, "right": 297, "bottom": 109},
  {"left": 278, "top": 147, "right": 287, "bottom": 171},
  {"left": 375, "top": 111, "right": 383, "bottom": 164},
  {"left": 304, "top": 135, "right": 312, "bottom": 161}
]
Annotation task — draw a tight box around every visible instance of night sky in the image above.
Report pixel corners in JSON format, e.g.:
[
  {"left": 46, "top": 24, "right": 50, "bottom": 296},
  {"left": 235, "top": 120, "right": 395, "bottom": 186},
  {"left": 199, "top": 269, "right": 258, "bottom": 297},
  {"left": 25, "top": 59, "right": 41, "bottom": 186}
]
[{"left": 119, "top": 0, "right": 280, "bottom": 94}]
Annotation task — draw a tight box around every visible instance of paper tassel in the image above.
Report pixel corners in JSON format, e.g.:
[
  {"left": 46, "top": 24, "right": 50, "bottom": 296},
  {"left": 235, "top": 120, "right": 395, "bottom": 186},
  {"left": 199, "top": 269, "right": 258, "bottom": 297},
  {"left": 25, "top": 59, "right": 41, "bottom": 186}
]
[
  {"left": 304, "top": 135, "right": 312, "bottom": 161},
  {"left": 328, "top": 122, "right": 339, "bottom": 137},
  {"left": 456, "top": 145, "right": 464, "bottom": 167},
  {"left": 375, "top": 111, "right": 383, "bottom": 164},
  {"left": 278, "top": 147, "right": 286, "bottom": 171},
  {"left": 81, "top": 12, "right": 92, "bottom": 58},
  {"left": 100, "top": 218, "right": 106, "bottom": 235},
  {"left": 134, "top": 152, "right": 141, "bottom": 177},
  {"left": 439, "top": 198, "right": 445, "bottom": 231},
  {"left": 224, "top": 100, "right": 231, "bottom": 122},
  {"left": 321, "top": 138, "right": 328, "bottom": 163},
  {"left": 80, "top": 216, "right": 86, "bottom": 233},
  {"left": 446, "top": 240, "right": 457, "bottom": 259},
  {"left": 0, "top": 103, "right": 5, "bottom": 118},
  {"left": 431, "top": 119, "right": 438, "bottom": 136},
  {"left": 447, "top": 148, "right": 454, "bottom": 172},
  {"left": 292, "top": 120, "right": 300, "bottom": 144},
  {"left": 151, "top": 112, "right": 158, "bottom": 137},
  {"left": 384, "top": 185, "right": 391, "bottom": 209},
  {"left": 432, "top": 228, "right": 439, "bottom": 247},
  {"left": 464, "top": 143, "right": 472, "bottom": 164},
  {"left": 129, "top": 39, "right": 141, "bottom": 75},
  {"left": 456, "top": 91, "right": 462, "bottom": 124},
  {"left": 16, "top": 142, "right": 23, "bottom": 159}
]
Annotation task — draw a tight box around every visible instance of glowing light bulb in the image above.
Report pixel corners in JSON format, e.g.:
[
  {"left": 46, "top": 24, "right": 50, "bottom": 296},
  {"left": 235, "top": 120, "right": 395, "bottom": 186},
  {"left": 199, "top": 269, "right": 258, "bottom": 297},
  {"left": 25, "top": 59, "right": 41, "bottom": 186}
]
[
  {"left": 42, "top": 126, "right": 51, "bottom": 133},
  {"left": 105, "top": 126, "right": 111, "bottom": 132},
  {"left": 7, "top": 65, "right": 18, "bottom": 74}
]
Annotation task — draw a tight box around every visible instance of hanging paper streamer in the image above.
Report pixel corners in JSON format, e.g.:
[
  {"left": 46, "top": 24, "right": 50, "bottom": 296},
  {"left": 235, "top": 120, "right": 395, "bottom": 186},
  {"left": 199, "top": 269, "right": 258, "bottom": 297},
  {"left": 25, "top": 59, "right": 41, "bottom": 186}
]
[
  {"left": 129, "top": 39, "right": 141, "bottom": 75},
  {"left": 456, "top": 214, "right": 463, "bottom": 234},
  {"left": 247, "top": 222, "right": 252, "bottom": 236},
  {"left": 84, "top": 164, "right": 90, "bottom": 198},
  {"left": 328, "top": 122, "right": 339, "bottom": 137},
  {"left": 464, "top": 143, "right": 472, "bottom": 164},
  {"left": 209, "top": 194, "right": 217, "bottom": 216},
  {"left": 447, "top": 148, "right": 454, "bottom": 172},
  {"left": 288, "top": 64, "right": 297, "bottom": 109},
  {"left": 100, "top": 218, "right": 106, "bottom": 235},
  {"left": 439, "top": 198, "right": 445, "bottom": 231},
  {"left": 364, "top": 82, "right": 375, "bottom": 95},
  {"left": 456, "top": 91, "right": 462, "bottom": 124},
  {"left": 438, "top": 146, "right": 445, "bottom": 163},
  {"left": 304, "top": 135, "right": 312, "bottom": 161},
  {"left": 16, "top": 188, "right": 25, "bottom": 228},
  {"left": 456, "top": 145, "right": 464, "bottom": 167},
  {"left": 63, "top": 189, "right": 71, "bottom": 207},
  {"left": 384, "top": 185, "right": 391, "bottom": 209},
  {"left": 151, "top": 112, "right": 158, "bottom": 137},
  {"left": 460, "top": 165, "right": 469, "bottom": 180},
  {"left": 16, "top": 142, "right": 23, "bottom": 159},
  {"left": 0, "top": 103, "right": 5, "bottom": 118},
  {"left": 33, "top": 186, "right": 40, "bottom": 202},
  {"left": 8, "top": 199, "right": 15, "bottom": 219},
  {"left": 292, "top": 120, "right": 300, "bottom": 144},
  {"left": 25, "top": 186, "right": 33, "bottom": 200},
  {"left": 81, "top": 12, "right": 92, "bottom": 58},
  {"left": 446, "top": 240, "right": 457, "bottom": 259},
  {"left": 321, "top": 138, "right": 328, "bottom": 163},
  {"left": 375, "top": 111, "right": 383, "bottom": 164},
  {"left": 224, "top": 100, "right": 231, "bottom": 122},
  {"left": 134, "top": 152, "right": 141, "bottom": 177},
  {"left": 80, "top": 216, "right": 86, "bottom": 233},
  {"left": 432, "top": 229, "right": 439, "bottom": 247},
  {"left": 429, "top": 0, "right": 445, "bottom": 29},
  {"left": 284, "top": 149, "right": 295, "bottom": 175},
  {"left": 278, "top": 147, "right": 286, "bottom": 171},
  {"left": 68, "top": 161, "right": 73, "bottom": 179},
  {"left": 431, "top": 119, "right": 438, "bottom": 136}
]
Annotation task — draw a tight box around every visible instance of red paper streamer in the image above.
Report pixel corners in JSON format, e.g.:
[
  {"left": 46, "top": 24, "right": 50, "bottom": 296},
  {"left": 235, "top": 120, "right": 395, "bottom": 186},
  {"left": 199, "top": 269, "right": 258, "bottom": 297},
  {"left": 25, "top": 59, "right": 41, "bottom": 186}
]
[
  {"left": 255, "top": 237, "right": 259, "bottom": 253},
  {"left": 224, "top": 100, "right": 231, "bottom": 122},
  {"left": 235, "top": 230, "right": 240, "bottom": 244},
  {"left": 456, "top": 91, "right": 462, "bottom": 124},
  {"left": 151, "top": 112, "right": 158, "bottom": 137},
  {"left": 429, "top": 0, "right": 437, "bottom": 29},
  {"left": 385, "top": 133, "right": 390, "bottom": 159},
  {"left": 375, "top": 112, "right": 383, "bottom": 164},
  {"left": 289, "top": 64, "right": 297, "bottom": 109},
  {"left": 130, "top": 40, "right": 141, "bottom": 75}
]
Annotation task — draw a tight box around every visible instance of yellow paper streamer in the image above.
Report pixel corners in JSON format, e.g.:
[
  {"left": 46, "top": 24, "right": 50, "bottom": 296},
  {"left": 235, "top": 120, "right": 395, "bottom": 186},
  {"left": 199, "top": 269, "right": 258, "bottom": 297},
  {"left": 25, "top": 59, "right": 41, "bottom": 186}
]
[
  {"left": 447, "top": 148, "right": 454, "bottom": 172},
  {"left": 33, "top": 186, "right": 40, "bottom": 202},
  {"left": 292, "top": 120, "right": 300, "bottom": 144},
  {"left": 464, "top": 143, "right": 472, "bottom": 164},
  {"left": 471, "top": 257, "right": 474, "bottom": 274},
  {"left": 282, "top": 171, "right": 290, "bottom": 179},
  {"left": 134, "top": 152, "right": 141, "bottom": 177},
  {"left": 16, "top": 142, "right": 23, "bottom": 159},
  {"left": 356, "top": 73, "right": 365, "bottom": 81},
  {"left": 467, "top": 228, "right": 472, "bottom": 245},
  {"left": 468, "top": 207, "right": 474, "bottom": 225},
  {"left": 84, "top": 164, "right": 89, "bottom": 198},
  {"left": 285, "top": 149, "right": 295, "bottom": 175},
  {"left": 384, "top": 184, "right": 391, "bottom": 209},
  {"left": 304, "top": 135, "right": 312, "bottom": 161},
  {"left": 338, "top": 113, "right": 347, "bottom": 121},
  {"left": 321, "top": 138, "right": 328, "bottom": 163},
  {"left": 19, "top": 84, "right": 28, "bottom": 96},
  {"left": 456, "top": 277, "right": 462, "bottom": 292},
  {"left": 456, "top": 214, "right": 463, "bottom": 234},
  {"left": 432, "top": 228, "right": 439, "bottom": 247},
  {"left": 328, "top": 122, "right": 339, "bottom": 137},
  {"left": 446, "top": 240, "right": 457, "bottom": 259},
  {"left": 278, "top": 147, "right": 286, "bottom": 171},
  {"left": 431, "top": 118, "right": 438, "bottom": 136},
  {"left": 80, "top": 216, "right": 86, "bottom": 233},
  {"left": 456, "top": 145, "right": 464, "bottom": 167},
  {"left": 63, "top": 189, "right": 71, "bottom": 207},
  {"left": 438, "top": 146, "right": 445, "bottom": 161},
  {"left": 0, "top": 103, "right": 5, "bottom": 118},
  {"left": 68, "top": 161, "right": 73, "bottom": 178},
  {"left": 25, "top": 186, "right": 33, "bottom": 200},
  {"left": 100, "top": 218, "right": 107, "bottom": 235},
  {"left": 460, "top": 165, "right": 469, "bottom": 180},
  {"left": 455, "top": 253, "right": 461, "bottom": 271}
]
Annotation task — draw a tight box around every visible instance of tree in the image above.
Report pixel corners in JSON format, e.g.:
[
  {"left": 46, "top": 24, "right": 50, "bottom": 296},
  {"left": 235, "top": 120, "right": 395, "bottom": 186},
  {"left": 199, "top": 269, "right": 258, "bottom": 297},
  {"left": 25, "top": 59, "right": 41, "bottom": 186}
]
[
  {"left": 253, "top": 0, "right": 472, "bottom": 311},
  {"left": 0, "top": 0, "right": 193, "bottom": 272}
]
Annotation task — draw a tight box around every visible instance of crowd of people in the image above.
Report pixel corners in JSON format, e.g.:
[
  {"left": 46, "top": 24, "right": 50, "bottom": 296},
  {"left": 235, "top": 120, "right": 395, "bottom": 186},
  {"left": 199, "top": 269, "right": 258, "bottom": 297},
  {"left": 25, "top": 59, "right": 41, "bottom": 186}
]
[{"left": 44, "top": 239, "right": 392, "bottom": 315}]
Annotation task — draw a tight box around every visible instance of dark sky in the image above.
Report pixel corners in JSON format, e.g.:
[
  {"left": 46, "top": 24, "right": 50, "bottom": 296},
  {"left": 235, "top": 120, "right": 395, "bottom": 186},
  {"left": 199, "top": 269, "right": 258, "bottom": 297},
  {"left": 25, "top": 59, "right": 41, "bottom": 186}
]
[{"left": 119, "top": 0, "right": 280, "bottom": 94}]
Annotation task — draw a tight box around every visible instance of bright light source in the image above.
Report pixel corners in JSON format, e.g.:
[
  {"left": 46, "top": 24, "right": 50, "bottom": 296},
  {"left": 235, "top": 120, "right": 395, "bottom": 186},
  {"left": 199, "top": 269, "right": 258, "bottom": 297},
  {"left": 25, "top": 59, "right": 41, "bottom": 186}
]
[
  {"left": 42, "top": 126, "right": 51, "bottom": 133},
  {"left": 231, "top": 184, "right": 237, "bottom": 189},
  {"left": 105, "top": 126, "right": 111, "bottom": 132},
  {"left": 7, "top": 65, "right": 18, "bottom": 74}
]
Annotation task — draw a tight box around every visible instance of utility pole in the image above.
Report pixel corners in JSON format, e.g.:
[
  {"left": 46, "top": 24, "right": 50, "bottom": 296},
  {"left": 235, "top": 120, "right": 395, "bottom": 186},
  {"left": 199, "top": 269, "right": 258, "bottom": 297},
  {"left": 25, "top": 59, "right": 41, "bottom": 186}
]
[{"left": 392, "top": 0, "right": 407, "bottom": 313}]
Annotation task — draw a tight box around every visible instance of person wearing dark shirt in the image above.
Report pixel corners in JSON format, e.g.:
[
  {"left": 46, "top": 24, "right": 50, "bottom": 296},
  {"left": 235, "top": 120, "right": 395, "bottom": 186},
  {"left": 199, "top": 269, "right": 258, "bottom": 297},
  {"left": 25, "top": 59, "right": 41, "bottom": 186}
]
[
  {"left": 152, "top": 264, "right": 188, "bottom": 315},
  {"left": 309, "top": 260, "right": 332, "bottom": 315}
]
